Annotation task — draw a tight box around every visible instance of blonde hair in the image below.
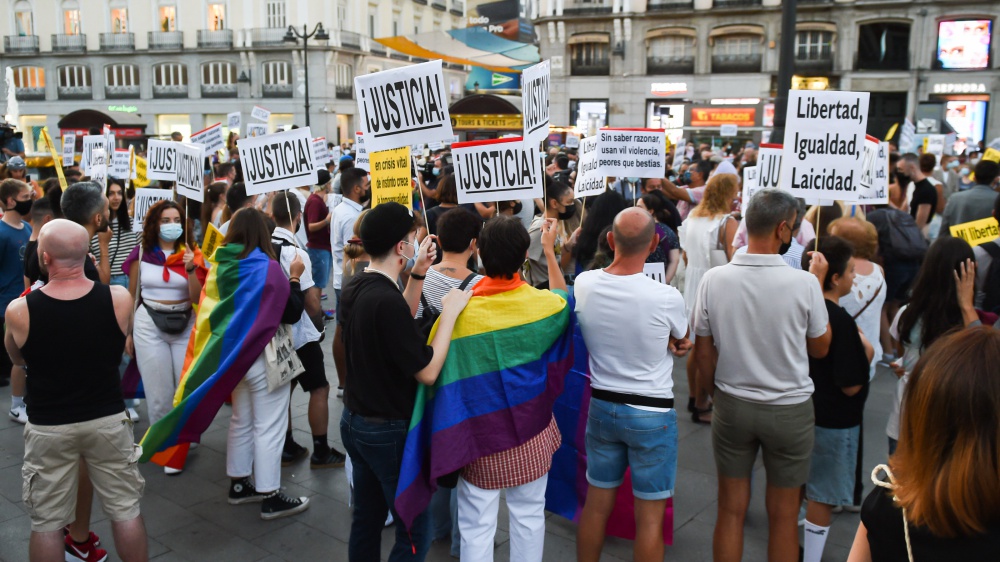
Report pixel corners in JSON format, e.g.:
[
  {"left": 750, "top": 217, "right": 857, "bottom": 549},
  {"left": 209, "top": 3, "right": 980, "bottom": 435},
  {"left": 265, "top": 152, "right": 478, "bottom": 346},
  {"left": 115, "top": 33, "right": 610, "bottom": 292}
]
[
  {"left": 691, "top": 174, "right": 738, "bottom": 218},
  {"left": 828, "top": 217, "right": 878, "bottom": 260}
]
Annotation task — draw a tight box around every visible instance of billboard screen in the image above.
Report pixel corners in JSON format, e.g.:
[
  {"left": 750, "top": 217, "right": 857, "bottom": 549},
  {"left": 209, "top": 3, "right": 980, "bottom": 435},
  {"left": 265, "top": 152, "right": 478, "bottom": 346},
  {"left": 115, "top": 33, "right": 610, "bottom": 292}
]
[
  {"left": 937, "top": 20, "right": 992, "bottom": 69},
  {"left": 945, "top": 100, "right": 988, "bottom": 147}
]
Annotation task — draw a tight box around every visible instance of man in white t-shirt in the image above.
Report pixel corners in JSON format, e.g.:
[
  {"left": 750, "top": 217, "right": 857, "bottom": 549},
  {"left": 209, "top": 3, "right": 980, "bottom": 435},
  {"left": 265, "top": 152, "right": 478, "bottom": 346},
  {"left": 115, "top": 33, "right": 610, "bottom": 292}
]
[{"left": 574, "top": 208, "right": 691, "bottom": 562}]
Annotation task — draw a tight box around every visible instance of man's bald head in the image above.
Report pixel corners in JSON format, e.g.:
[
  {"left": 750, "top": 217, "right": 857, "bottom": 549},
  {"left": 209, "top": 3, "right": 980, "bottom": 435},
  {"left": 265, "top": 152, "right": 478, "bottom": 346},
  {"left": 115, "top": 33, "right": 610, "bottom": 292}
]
[
  {"left": 611, "top": 208, "right": 656, "bottom": 257},
  {"left": 39, "top": 219, "right": 90, "bottom": 270}
]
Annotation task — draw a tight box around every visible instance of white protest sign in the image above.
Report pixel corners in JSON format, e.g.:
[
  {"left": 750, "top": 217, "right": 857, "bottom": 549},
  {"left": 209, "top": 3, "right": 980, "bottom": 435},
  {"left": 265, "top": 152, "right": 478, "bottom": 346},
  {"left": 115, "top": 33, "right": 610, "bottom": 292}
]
[
  {"left": 741, "top": 166, "right": 759, "bottom": 212},
  {"left": 899, "top": 118, "right": 916, "bottom": 153},
  {"left": 521, "top": 60, "right": 550, "bottom": 146},
  {"left": 62, "top": 134, "right": 76, "bottom": 167},
  {"left": 103, "top": 128, "right": 115, "bottom": 160},
  {"left": 595, "top": 128, "right": 666, "bottom": 179},
  {"left": 925, "top": 134, "right": 946, "bottom": 157},
  {"left": 452, "top": 136, "right": 544, "bottom": 204},
  {"left": 642, "top": 262, "right": 666, "bottom": 284},
  {"left": 237, "top": 126, "right": 318, "bottom": 195},
  {"left": 146, "top": 140, "right": 178, "bottom": 181},
  {"left": 312, "top": 137, "right": 331, "bottom": 168},
  {"left": 354, "top": 132, "right": 369, "bottom": 170},
  {"left": 857, "top": 137, "right": 889, "bottom": 205},
  {"left": 428, "top": 141, "right": 443, "bottom": 151},
  {"left": 565, "top": 134, "right": 580, "bottom": 149},
  {"left": 781, "top": 90, "right": 870, "bottom": 201},
  {"left": 246, "top": 123, "right": 268, "bottom": 138},
  {"left": 80, "top": 135, "right": 104, "bottom": 173},
  {"left": 89, "top": 148, "right": 108, "bottom": 186},
  {"left": 110, "top": 149, "right": 131, "bottom": 179},
  {"left": 251, "top": 105, "right": 271, "bottom": 122},
  {"left": 190, "top": 123, "right": 225, "bottom": 153},
  {"left": 354, "top": 59, "right": 453, "bottom": 153},
  {"left": 173, "top": 143, "right": 205, "bottom": 202},
  {"left": 132, "top": 188, "right": 174, "bottom": 232},
  {"left": 757, "top": 143, "right": 783, "bottom": 191},
  {"left": 574, "top": 136, "right": 604, "bottom": 198},
  {"left": 672, "top": 138, "right": 686, "bottom": 170},
  {"left": 761, "top": 130, "right": 772, "bottom": 144},
  {"left": 330, "top": 146, "right": 343, "bottom": 162},
  {"left": 227, "top": 112, "right": 241, "bottom": 133},
  {"left": 720, "top": 124, "right": 738, "bottom": 137}
]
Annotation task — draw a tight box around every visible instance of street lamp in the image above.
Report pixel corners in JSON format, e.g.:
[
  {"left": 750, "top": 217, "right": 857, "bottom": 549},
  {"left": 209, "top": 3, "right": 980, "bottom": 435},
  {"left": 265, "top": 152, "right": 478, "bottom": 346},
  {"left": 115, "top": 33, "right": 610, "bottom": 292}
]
[
  {"left": 284, "top": 22, "right": 329, "bottom": 127},
  {"left": 770, "top": 0, "right": 798, "bottom": 144}
]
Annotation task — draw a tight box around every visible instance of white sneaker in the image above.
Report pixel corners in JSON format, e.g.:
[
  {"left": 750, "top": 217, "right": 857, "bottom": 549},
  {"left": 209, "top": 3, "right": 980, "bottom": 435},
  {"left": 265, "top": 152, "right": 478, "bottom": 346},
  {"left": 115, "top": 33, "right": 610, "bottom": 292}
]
[
  {"left": 164, "top": 466, "right": 183, "bottom": 475},
  {"left": 384, "top": 512, "right": 394, "bottom": 527},
  {"left": 127, "top": 408, "right": 140, "bottom": 422},
  {"left": 9, "top": 404, "right": 27, "bottom": 424},
  {"left": 337, "top": 387, "right": 344, "bottom": 398}
]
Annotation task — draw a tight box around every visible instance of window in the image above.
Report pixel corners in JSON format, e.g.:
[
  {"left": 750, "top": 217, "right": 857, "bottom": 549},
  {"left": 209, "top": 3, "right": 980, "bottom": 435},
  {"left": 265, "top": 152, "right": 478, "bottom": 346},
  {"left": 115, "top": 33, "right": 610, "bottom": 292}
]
[
  {"left": 110, "top": 7, "right": 128, "bottom": 33},
  {"left": 570, "top": 99, "right": 608, "bottom": 135},
  {"left": 201, "top": 61, "right": 236, "bottom": 85},
  {"left": 105, "top": 64, "right": 138, "bottom": 87},
  {"left": 570, "top": 41, "right": 611, "bottom": 76},
  {"left": 159, "top": 5, "right": 177, "bottom": 31},
  {"left": 414, "top": 17, "right": 421, "bottom": 35},
  {"left": 14, "top": 1, "right": 33, "bottom": 36},
  {"left": 62, "top": 1, "right": 81, "bottom": 35},
  {"left": 646, "top": 34, "right": 695, "bottom": 74},
  {"left": 368, "top": 15, "right": 375, "bottom": 38},
  {"left": 58, "top": 65, "right": 91, "bottom": 88},
  {"left": 796, "top": 30, "right": 833, "bottom": 61},
  {"left": 266, "top": 0, "right": 286, "bottom": 29},
  {"left": 711, "top": 34, "right": 762, "bottom": 72},
  {"left": 857, "top": 22, "right": 910, "bottom": 70},
  {"left": 334, "top": 63, "right": 353, "bottom": 98},
  {"left": 262, "top": 61, "right": 290, "bottom": 85},
  {"left": 13, "top": 66, "right": 44, "bottom": 88},
  {"left": 337, "top": 4, "right": 346, "bottom": 31},
  {"left": 154, "top": 63, "right": 187, "bottom": 86},
  {"left": 208, "top": 3, "right": 226, "bottom": 30},
  {"left": 392, "top": 17, "right": 399, "bottom": 37}
]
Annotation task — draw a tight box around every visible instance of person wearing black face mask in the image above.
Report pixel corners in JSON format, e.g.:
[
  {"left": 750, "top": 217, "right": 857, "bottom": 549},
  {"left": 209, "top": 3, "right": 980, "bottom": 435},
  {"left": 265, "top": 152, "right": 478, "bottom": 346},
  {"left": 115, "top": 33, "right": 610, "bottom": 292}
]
[
  {"left": 0, "top": 179, "right": 34, "bottom": 388},
  {"left": 524, "top": 178, "right": 576, "bottom": 288}
]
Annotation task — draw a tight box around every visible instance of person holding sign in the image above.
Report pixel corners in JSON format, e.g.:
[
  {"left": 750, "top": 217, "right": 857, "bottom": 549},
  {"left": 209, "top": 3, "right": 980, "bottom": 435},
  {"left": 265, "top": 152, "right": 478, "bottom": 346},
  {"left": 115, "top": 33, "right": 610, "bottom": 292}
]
[
  {"left": 89, "top": 179, "right": 139, "bottom": 289},
  {"left": 62, "top": 182, "right": 113, "bottom": 285},
  {"left": 938, "top": 160, "right": 1000, "bottom": 238},
  {"left": 972, "top": 195, "right": 1000, "bottom": 310},
  {"left": 524, "top": 179, "right": 576, "bottom": 289}
]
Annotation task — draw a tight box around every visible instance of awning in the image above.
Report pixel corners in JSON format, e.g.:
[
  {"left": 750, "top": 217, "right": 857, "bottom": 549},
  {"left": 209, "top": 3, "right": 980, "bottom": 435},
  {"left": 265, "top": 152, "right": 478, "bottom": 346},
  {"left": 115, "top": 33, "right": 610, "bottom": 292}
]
[{"left": 376, "top": 27, "right": 539, "bottom": 73}]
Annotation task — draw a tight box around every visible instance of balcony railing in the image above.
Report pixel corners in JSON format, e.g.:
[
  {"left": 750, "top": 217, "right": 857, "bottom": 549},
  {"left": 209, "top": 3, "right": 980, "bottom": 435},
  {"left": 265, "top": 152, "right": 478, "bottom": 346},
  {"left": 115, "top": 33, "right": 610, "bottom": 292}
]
[
  {"left": 148, "top": 31, "right": 183, "bottom": 50},
  {"left": 564, "top": 1, "right": 613, "bottom": 15},
  {"left": 99, "top": 32, "right": 135, "bottom": 51},
  {"left": 450, "top": 0, "right": 465, "bottom": 16},
  {"left": 795, "top": 56, "right": 834, "bottom": 73},
  {"left": 646, "top": 56, "right": 695, "bottom": 75},
  {"left": 570, "top": 62, "right": 611, "bottom": 76},
  {"left": 262, "top": 83, "right": 293, "bottom": 97},
  {"left": 52, "top": 34, "right": 87, "bottom": 52},
  {"left": 390, "top": 52, "right": 410, "bottom": 61},
  {"left": 4, "top": 35, "right": 39, "bottom": 54},
  {"left": 341, "top": 31, "right": 362, "bottom": 50},
  {"left": 370, "top": 42, "right": 387, "bottom": 56},
  {"left": 431, "top": 0, "right": 447, "bottom": 11},
  {"left": 335, "top": 85, "right": 353, "bottom": 100},
  {"left": 713, "top": 0, "right": 762, "bottom": 6},
  {"left": 105, "top": 84, "right": 140, "bottom": 99},
  {"left": 197, "top": 29, "right": 233, "bottom": 49},
  {"left": 153, "top": 84, "right": 188, "bottom": 98},
  {"left": 648, "top": 0, "right": 694, "bottom": 10},
  {"left": 15, "top": 87, "right": 45, "bottom": 101},
  {"left": 249, "top": 28, "right": 288, "bottom": 47},
  {"left": 57, "top": 85, "right": 93, "bottom": 100},
  {"left": 201, "top": 83, "right": 238, "bottom": 97},
  {"left": 711, "top": 54, "right": 763, "bottom": 73}
]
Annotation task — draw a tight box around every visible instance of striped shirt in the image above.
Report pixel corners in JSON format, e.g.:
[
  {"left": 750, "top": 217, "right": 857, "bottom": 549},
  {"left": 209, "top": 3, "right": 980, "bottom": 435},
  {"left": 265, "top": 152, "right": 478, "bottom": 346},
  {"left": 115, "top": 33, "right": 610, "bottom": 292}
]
[
  {"left": 90, "top": 218, "right": 139, "bottom": 275},
  {"left": 415, "top": 266, "right": 483, "bottom": 318}
]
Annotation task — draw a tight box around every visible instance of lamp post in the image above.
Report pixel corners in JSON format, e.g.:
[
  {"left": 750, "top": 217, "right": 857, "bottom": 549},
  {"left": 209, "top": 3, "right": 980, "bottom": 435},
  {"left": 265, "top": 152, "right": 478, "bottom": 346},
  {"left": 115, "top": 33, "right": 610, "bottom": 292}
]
[
  {"left": 284, "top": 23, "right": 329, "bottom": 127},
  {"left": 770, "top": 0, "right": 798, "bottom": 144}
]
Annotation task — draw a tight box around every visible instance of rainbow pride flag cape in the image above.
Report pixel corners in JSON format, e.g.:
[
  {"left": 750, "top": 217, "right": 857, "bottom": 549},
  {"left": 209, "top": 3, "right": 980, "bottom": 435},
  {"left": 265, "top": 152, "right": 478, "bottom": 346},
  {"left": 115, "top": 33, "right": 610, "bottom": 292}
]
[
  {"left": 394, "top": 276, "right": 575, "bottom": 528},
  {"left": 139, "top": 244, "right": 289, "bottom": 467}
]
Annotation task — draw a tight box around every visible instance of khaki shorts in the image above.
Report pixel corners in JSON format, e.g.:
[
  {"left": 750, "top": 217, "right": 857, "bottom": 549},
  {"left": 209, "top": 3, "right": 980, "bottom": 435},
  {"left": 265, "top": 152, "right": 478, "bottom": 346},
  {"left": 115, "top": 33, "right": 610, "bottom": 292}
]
[
  {"left": 711, "top": 390, "right": 814, "bottom": 488},
  {"left": 22, "top": 411, "right": 145, "bottom": 532}
]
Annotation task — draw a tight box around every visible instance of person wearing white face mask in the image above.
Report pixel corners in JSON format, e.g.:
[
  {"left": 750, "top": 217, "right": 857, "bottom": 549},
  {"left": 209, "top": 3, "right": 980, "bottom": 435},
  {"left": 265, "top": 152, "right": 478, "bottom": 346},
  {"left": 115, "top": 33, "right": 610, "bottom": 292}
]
[{"left": 123, "top": 199, "right": 207, "bottom": 474}]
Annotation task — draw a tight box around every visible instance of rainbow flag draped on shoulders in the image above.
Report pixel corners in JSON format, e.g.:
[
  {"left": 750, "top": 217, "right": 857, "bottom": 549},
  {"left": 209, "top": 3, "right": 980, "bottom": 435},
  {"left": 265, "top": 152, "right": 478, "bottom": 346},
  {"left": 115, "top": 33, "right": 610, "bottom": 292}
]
[
  {"left": 394, "top": 275, "right": 575, "bottom": 529},
  {"left": 139, "top": 243, "right": 289, "bottom": 468}
]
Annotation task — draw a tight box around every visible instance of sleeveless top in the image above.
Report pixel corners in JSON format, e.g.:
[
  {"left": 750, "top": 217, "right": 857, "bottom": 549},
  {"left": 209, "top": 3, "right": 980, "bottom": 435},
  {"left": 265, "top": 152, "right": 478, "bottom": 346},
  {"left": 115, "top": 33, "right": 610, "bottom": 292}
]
[{"left": 21, "top": 283, "right": 126, "bottom": 425}]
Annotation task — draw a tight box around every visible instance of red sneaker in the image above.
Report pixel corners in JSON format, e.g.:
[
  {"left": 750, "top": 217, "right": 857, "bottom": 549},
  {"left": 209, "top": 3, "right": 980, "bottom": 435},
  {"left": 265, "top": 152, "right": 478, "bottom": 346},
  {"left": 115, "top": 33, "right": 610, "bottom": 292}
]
[
  {"left": 64, "top": 534, "right": 108, "bottom": 562},
  {"left": 63, "top": 526, "right": 101, "bottom": 547}
]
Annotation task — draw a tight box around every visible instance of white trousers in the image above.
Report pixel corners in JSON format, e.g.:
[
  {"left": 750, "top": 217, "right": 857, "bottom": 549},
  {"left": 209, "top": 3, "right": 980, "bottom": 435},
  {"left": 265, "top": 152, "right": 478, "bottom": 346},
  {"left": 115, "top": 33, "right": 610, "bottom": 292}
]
[
  {"left": 226, "top": 356, "right": 290, "bottom": 493},
  {"left": 133, "top": 305, "right": 194, "bottom": 425},
  {"left": 457, "top": 473, "right": 548, "bottom": 562}
]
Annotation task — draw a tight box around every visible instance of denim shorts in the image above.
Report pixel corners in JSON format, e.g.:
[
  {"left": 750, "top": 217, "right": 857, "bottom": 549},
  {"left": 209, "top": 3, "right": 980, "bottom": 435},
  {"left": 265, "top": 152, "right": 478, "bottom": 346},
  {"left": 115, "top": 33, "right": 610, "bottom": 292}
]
[
  {"left": 806, "top": 425, "right": 860, "bottom": 506},
  {"left": 585, "top": 397, "right": 677, "bottom": 500}
]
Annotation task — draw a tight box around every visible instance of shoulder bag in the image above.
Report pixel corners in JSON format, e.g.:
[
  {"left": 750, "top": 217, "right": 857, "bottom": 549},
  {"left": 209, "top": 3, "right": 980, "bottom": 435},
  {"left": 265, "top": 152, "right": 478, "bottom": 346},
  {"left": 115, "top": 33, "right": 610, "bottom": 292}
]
[
  {"left": 709, "top": 215, "right": 732, "bottom": 268},
  {"left": 137, "top": 244, "right": 193, "bottom": 335}
]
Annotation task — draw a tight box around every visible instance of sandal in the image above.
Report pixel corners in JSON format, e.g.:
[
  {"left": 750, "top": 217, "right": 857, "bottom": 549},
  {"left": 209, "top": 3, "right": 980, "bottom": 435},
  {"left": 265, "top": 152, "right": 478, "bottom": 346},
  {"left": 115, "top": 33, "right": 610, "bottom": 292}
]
[{"left": 691, "top": 404, "right": 713, "bottom": 425}]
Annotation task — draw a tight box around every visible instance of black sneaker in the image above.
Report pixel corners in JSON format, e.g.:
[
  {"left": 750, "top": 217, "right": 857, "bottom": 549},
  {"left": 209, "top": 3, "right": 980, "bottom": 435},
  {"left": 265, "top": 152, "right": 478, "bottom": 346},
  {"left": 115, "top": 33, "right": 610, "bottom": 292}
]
[
  {"left": 228, "top": 477, "right": 267, "bottom": 505},
  {"left": 281, "top": 441, "right": 308, "bottom": 467},
  {"left": 310, "top": 448, "right": 347, "bottom": 469},
  {"left": 260, "top": 491, "right": 310, "bottom": 520}
]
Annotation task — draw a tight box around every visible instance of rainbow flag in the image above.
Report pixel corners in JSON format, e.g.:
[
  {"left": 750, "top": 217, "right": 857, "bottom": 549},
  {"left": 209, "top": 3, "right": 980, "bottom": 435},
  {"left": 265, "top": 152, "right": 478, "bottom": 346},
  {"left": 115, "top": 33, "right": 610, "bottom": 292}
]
[
  {"left": 139, "top": 244, "right": 289, "bottom": 467},
  {"left": 394, "top": 276, "right": 575, "bottom": 528}
]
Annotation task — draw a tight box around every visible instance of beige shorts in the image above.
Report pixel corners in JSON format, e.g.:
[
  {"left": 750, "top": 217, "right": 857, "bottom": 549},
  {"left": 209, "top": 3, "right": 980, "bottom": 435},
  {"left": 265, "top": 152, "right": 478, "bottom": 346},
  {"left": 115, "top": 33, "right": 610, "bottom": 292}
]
[{"left": 22, "top": 411, "right": 145, "bottom": 532}]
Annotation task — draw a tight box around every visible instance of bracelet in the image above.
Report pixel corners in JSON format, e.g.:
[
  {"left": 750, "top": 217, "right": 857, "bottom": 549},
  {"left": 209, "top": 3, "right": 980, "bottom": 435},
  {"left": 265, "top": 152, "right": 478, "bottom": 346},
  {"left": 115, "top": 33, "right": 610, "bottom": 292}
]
[
  {"left": 289, "top": 277, "right": 300, "bottom": 284},
  {"left": 185, "top": 266, "right": 196, "bottom": 273},
  {"left": 409, "top": 271, "right": 426, "bottom": 280}
]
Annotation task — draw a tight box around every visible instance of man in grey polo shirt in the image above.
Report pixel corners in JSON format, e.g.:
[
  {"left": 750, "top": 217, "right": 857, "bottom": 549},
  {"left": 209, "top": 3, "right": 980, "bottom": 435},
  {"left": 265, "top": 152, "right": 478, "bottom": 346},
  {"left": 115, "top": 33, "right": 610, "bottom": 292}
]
[
  {"left": 938, "top": 159, "right": 999, "bottom": 237},
  {"left": 691, "top": 189, "right": 831, "bottom": 562}
]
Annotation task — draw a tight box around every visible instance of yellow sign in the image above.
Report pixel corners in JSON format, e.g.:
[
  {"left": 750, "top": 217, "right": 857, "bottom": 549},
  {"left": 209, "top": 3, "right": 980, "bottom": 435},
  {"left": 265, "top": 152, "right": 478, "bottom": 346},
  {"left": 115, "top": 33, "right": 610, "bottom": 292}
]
[
  {"left": 450, "top": 114, "right": 523, "bottom": 130},
  {"left": 133, "top": 157, "right": 150, "bottom": 187},
  {"left": 39, "top": 128, "right": 68, "bottom": 190},
  {"left": 885, "top": 122, "right": 899, "bottom": 142},
  {"left": 950, "top": 217, "right": 1000, "bottom": 247},
  {"left": 983, "top": 147, "right": 1000, "bottom": 164},
  {"left": 370, "top": 146, "right": 413, "bottom": 209},
  {"left": 201, "top": 222, "right": 224, "bottom": 262}
]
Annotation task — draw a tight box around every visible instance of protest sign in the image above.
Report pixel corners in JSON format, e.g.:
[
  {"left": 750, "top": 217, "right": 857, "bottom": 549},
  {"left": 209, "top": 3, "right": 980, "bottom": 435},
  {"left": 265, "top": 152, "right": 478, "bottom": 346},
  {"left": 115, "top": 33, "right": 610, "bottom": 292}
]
[
  {"left": 428, "top": 140, "right": 443, "bottom": 151},
  {"left": 354, "top": 132, "right": 370, "bottom": 170},
  {"left": 330, "top": 145, "right": 343, "bottom": 162},
  {"left": 312, "top": 137, "right": 331, "bottom": 168},
  {"left": 237, "top": 127, "right": 318, "bottom": 195},
  {"left": 950, "top": 217, "right": 999, "bottom": 247},
  {"left": 62, "top": 133, "right": 76, "bottom": 167},
  {"left": 595, "top": 128, "right": 666, "bottom": 179},
  {"left": 246, "top": 123, "right": 268, "bottom": 138},
  {"left": 89, "top": 148, "right": 108, "bottom": 186},
  {"left": 925, "top": 134, "right": 946, "bottom": 157},
  {"left": 899, "top": 118, "right": 916, "bottom": 153},
  {"left": 81, "top": 135, "right": 105, "bottom": 173},
  {"left": 202, "top": 222, "right": 225, "bottom": 261},
  {"left": 251, "top": 105, "right": 271, "bottom": 122},
  {"left": 452, "top": 136, "right": 544, "bottom": 204},
  {"left": 780, "top": 90, "right": 870, "bottom": 202},
  {"left": 741, "top": 166, "right": 758, "bottom": 212},
  {"left": 134, "top": 157, "right": 150, "bottom": 187},
  {"left": 521, "top": 60, "right": 550, "bottom": 146},
  {"left": 574, "top": 136, "right": 604, "bottom": 198},
  {"left": 132, "top": 188, "right": 174, "bottom": 232},
  {"left": 565, "top": 134, "right": 580, "bottom": 149},
  {"left": 103, "top": 128, "right": 115, "bottom": 162},
  {"left": 227, "top": 112, "right": 241, "bottom": 133},
  {"left": 111, "top": 149, "right": 131, "bottom": 179},
  {"left": 173, "top": 143, "right": 205, "bottom": 202},
  {"left": 672, "top": 139, "right": 686, "bottom": 170},
  {"left": 720, "top": 124, "right": 738, "bottom": 137},
  {"left": 370, "top": 146, "right": 413, "bottom": 209},
  {"left": 642, "top": 262, "right": 666, "bottom": 284},
  {"left": 757, "top": 143, "right": 783, "bottom": 191},
  {"left": 354, "top": 59, "right": 453, "bottom": 153},
  {"left": 857, "top": 136, "right": 889, "bottom": 204},
  {"left": 984, "top": 147, "right": 1000, "bottom": 164},
  {"left": 191, "top": 123, "right": 225, "bottom": 153},
  {"left": 39, "top": 129, "right": 67, "bottom": 189},
  {"left": 146, "top": 140, "right": 178, "bottom": 181}
]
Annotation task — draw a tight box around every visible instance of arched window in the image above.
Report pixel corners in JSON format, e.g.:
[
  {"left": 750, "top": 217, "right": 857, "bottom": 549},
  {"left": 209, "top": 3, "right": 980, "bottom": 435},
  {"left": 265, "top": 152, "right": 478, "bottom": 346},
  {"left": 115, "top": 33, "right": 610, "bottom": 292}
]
[
  {"left": 265, "top": 0, "right": 286, "bottom": 29},
  {"left": 12, "top": 66, "right": 44, "bottom": 100},
  {"left": 569, "top": 33, "right": 611, "bottom": 76},
  {"left": 61, "top": 0, "right": 80, "bottom": 35},
  {"left": 710, "top": 27, "right": 764, "bottom": 73},
  {"left": 857, "top": 21, "right": 910, "bottom": 70},
  {"left": 201, "top": 61, "right": 237, "bottom": 97},
  {"left": 646, "top": 28, "right": 695, "bottom": 74},
  {"left": 57, "top": 64, "right": 92, "bottom": 99},
  {"left": 335, "top": 63, "right": 353, "bottom": 99},
  {"left": 153, "top": 62, "right": 188, "bottom": 98},
  {"left": 14, "top": 0, "right": 33, "bottom": 36},
  {"left": 262, "top": 60, "right": 292, "bottom": 97},
  {"left": 105, "top": 64, "right": 139, "bottom": 98}
]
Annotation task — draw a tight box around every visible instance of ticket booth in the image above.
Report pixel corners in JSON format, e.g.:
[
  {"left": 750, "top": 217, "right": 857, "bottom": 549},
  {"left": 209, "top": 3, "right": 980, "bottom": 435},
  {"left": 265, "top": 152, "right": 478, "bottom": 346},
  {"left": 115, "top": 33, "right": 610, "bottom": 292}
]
[{"left": 449, "top": 94, "right": 523, "bottom": 142}]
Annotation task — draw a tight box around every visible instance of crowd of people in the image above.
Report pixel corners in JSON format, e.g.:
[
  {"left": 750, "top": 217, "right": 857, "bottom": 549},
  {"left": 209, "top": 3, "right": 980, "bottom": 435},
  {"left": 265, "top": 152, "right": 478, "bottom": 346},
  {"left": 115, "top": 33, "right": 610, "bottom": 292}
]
[{"left": 2, "top": 125, "right": 1000, "bottom": 562}]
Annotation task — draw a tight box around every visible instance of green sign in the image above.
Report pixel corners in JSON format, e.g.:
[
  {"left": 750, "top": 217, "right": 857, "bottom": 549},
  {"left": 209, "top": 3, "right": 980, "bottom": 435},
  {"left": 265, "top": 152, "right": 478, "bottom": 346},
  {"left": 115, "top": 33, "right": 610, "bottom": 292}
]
[
  {"left": 108, "top": 104, "right": 139, "bottom": 113},
  {"left": 492, "top": 73, "right": 514, "bottom": 87}
]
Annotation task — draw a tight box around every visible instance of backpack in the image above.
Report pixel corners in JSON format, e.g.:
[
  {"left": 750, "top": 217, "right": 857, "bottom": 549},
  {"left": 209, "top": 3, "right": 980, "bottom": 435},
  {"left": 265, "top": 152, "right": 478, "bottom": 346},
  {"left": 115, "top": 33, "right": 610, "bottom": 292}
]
[
  {"left": 418, "top": 272, "right": 477, "bottom": 338},
  {"left": 981, "top": 242, "right": 1000, "bottom": 314},
  {"left": 869, "top": 208, "right": 928, "bottom": 262}
]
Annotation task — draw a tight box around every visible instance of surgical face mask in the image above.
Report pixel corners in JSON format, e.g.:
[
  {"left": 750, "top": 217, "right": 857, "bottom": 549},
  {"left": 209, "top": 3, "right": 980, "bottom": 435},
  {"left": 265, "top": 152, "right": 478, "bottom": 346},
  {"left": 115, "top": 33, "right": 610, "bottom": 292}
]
[
  {"left": 401, "top": 238, "right": 418, "bottom": 269},
  {"left": 159, "top": 223, "right": 183, "bottom": 242},
  {"left": 970, "top": 158, "right": 980, "bottom": 165},
  {"left": 960, "top": 167, "right": 971, "bottom": 177},
  {"left": 947, "top": 160, "right": 959, "bottom": 170},
  {"left": 626, "top": 177, "right": 640, "bottom": 184},
  {"left": 432, "top": 167, "right": 441, "bottom": 177}
]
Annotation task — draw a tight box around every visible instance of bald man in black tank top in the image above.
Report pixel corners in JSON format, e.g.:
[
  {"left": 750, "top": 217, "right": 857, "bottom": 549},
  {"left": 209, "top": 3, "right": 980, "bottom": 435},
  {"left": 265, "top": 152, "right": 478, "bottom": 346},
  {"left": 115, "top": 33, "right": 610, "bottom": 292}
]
[{"left": 5, "top": 219, "right": 149, "bottom": 562}]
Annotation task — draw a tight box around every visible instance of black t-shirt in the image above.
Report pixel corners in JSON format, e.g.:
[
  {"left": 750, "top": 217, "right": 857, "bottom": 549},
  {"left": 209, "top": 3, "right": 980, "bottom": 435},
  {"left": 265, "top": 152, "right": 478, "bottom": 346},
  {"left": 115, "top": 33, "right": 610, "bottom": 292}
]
[
  {"left": 24, "top": 240, "right": 101, "bottom": 284},
  {"left": 909, "top": 179, "right": 938, "bottom": 223},
  {"left": 339, "top": 272, "right": 433, "bottom": 420},
  {"left": 808, "top": 300, "right": 870, "bottom": 428},
  {"left": 862, "top": 484, "right": 1000, "bottom": 560}
]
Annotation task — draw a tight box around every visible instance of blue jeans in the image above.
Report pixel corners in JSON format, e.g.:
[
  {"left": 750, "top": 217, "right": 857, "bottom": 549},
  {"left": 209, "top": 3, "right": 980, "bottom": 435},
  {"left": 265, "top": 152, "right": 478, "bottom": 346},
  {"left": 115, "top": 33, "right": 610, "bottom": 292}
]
[
  {"left": 109, "top": 274, "right": 129, "bottom": 288},
  {"left": 340, "top": 410, "right": 430, "bottom": 562},
  {"left": 307, "top": 248, "right": 332, "bottom": 293}
]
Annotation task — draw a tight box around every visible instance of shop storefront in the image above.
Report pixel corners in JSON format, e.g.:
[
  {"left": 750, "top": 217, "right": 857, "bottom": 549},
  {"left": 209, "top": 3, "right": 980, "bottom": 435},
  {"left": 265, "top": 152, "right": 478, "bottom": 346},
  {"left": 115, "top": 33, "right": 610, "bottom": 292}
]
[
  {"left": 926, "top": 81, "right": 991, "bottom": 154},
  {"left": 449, "top": 94, "right": 522, "bottom": 141}
]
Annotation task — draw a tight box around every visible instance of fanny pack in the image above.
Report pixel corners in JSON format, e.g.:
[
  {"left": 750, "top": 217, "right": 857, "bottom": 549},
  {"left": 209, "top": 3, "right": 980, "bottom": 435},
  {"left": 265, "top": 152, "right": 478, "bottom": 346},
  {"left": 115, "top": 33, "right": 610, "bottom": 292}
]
[
  {"left": 591, "top": 388, "right": 675, "bottom": 409},
  {"left": 143, "top": 303, "right": 192, "bottom": 335}
]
